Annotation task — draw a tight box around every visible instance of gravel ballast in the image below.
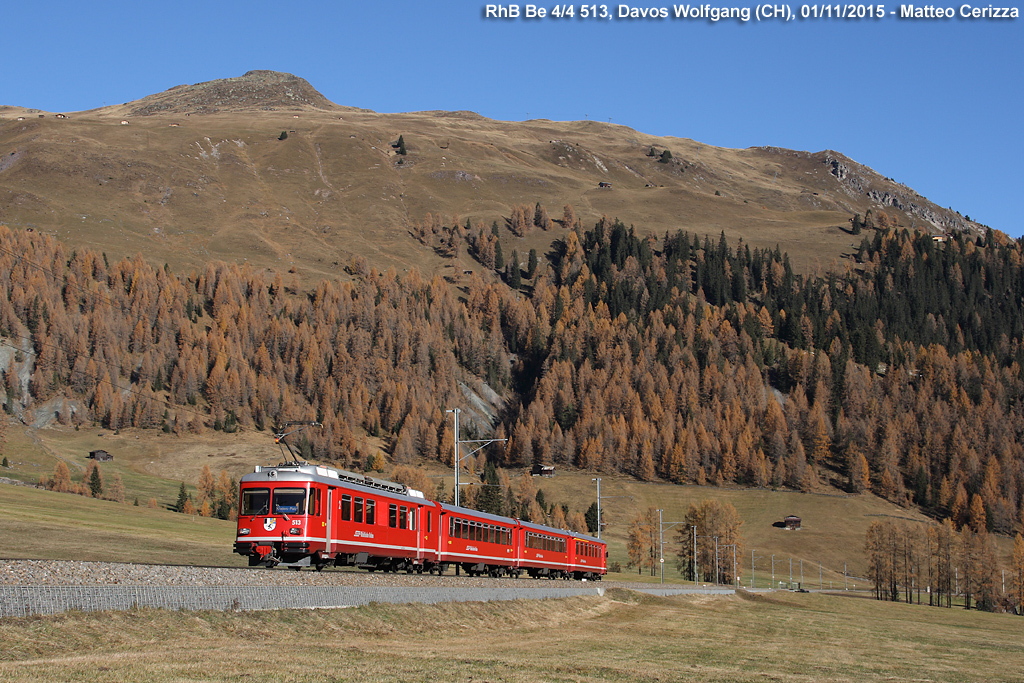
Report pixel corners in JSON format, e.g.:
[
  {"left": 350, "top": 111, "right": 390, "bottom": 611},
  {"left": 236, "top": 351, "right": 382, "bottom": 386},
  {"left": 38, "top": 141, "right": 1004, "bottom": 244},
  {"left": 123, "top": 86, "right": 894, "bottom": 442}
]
[{"left": 0, "top": 558, "right": 655, "bottom": 590}]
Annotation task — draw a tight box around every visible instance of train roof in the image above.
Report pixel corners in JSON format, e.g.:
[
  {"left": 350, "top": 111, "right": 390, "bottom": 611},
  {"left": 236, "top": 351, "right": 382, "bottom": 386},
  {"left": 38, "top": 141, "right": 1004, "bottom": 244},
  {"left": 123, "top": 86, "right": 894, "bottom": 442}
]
[
  {"left": 437, "top": 502, "right": 517, "bottom": 526},
  {"left": 240, "top": 463, "right": 426, "bottom": 502},
  {"left": 519, "top": 518, "right": 604, "bottom": 544}
]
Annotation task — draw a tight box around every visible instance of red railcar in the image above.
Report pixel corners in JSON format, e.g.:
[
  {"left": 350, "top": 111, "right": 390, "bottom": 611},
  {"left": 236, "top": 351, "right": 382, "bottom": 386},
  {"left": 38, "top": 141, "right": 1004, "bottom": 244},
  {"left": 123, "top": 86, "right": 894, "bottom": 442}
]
[{"left": 233, "top": 462, "right": 606, "bottom": 580}]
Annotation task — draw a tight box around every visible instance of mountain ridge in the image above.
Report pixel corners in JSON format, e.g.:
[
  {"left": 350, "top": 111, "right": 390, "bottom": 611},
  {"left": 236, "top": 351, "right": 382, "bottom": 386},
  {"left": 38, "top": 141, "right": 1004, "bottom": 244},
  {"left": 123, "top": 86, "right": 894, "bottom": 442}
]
[{"left": 0, "top": 71, "right": 986, "bottom": 282}]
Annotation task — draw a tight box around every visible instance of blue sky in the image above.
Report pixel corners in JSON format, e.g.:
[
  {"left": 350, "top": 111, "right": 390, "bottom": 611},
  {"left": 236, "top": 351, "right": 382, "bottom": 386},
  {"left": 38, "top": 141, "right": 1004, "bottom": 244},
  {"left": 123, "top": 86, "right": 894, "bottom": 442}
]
[{"left": 3, "top": 1, "right": 1021, "bottom": 235}]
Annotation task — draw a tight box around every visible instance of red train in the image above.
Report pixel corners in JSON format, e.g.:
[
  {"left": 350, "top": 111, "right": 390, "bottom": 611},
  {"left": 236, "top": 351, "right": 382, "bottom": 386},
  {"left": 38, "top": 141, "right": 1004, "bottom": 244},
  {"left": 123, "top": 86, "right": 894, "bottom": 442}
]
[{"left": 233, "top": 462, "right": 607, "bottom": 580}]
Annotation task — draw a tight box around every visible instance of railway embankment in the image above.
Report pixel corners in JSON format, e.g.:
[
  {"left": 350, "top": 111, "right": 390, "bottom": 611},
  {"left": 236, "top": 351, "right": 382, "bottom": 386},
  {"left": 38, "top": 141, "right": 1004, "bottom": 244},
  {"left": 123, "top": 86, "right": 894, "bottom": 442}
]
[{"left": 0, "top": 559, "right": 734, "bottom": 617}]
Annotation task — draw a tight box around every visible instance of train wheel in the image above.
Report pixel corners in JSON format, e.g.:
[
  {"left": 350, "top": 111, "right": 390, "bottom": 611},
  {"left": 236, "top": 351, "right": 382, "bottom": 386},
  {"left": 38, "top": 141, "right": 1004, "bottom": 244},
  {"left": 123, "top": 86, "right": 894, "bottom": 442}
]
[{"left": 290, "top": 566, "right": 302, "bottom": 572}]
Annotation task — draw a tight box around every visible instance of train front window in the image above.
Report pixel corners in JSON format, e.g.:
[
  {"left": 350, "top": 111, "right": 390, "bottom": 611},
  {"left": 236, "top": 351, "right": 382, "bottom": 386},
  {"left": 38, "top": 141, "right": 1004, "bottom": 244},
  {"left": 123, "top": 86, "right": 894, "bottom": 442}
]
[
  {"left": 241, "top": 488, "right": 270, "bottom": 516},
  {"left": 272, "top": 488, "right": 306, "bottom": 515}
]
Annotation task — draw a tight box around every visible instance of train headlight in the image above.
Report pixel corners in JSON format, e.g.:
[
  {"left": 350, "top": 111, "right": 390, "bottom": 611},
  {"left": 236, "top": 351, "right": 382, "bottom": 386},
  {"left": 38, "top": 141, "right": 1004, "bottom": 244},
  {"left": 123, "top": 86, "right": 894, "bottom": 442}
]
[
  {"left": 289, "top": 528, "right": 302, "bottom": 535},
  {"left": 238, "top": 528, "right": 251, "bottom": 536}
]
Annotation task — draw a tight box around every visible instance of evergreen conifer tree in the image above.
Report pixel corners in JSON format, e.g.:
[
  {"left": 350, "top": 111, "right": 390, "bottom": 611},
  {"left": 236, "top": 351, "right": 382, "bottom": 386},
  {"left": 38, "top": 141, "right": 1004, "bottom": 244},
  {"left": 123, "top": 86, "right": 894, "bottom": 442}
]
[
  {"left": 508, "top": 251, "right": 521, "bottom": 290},
  {"left": 494, "top": 241, "right": 504, "bottom": 270},
  {"left": 175, "top": 482, "right": 189, "bottom": 513},
  {"left": 585, "top": 502, "right": 600, "bottom": 534},
  {"left": 88, "top": 465, "right": 103, "bottom": 497}
]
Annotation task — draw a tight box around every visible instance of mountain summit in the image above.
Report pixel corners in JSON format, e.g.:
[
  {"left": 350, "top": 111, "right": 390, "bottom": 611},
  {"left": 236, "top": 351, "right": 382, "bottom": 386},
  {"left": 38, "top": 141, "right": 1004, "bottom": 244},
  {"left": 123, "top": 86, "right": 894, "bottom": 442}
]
[{"left": 128, "top": 71, "right": 335, "bottom": 116}]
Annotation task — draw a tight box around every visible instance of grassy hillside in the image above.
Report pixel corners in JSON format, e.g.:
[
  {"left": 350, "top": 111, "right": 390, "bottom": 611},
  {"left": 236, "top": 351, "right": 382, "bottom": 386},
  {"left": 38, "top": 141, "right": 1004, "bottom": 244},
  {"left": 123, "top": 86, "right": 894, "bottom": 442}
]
[
  {"left": 2, "top": 590, "right": 1022, "bottom": 682},
  {"left": 0, "top": 72, "right": 981, "bottom": 284},
  {"left": 0, "top": 485, "right": 241, "bottom": 566}
]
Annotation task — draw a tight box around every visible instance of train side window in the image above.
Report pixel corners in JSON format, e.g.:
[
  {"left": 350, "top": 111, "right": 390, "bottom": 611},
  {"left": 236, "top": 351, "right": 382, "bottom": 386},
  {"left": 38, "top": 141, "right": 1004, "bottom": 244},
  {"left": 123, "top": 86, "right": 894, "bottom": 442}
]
[
  {"left": 410, "top": 508, "right": 416, "bottom": 531},
  {"left": 389, "top": 503, "right": 398, "bottom": 528},
  {"left": 474, "top": 523, "right": 481, "bottom": 542},
  {"left": 399, "top": 506, "right": 408, "bottom": 530},
  {"left": 354, "top": 497, "right": 364, "bottom": 524},
  {"left": 449, "top": 517, "right": 455, "bottom": 537},
  {"left": 366, "top": 499, "right": 376, "bottom": 525},
  {"left": 341, "top": 494, "right": 351, "bottom": 522},
  {"left": 427, "top": 511, "right": 432, "bottom": 533}
]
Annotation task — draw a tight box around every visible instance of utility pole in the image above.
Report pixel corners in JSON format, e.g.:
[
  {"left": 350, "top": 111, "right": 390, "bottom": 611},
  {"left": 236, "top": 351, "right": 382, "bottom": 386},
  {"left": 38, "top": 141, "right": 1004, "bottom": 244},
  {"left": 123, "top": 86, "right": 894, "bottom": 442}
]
[
  {"left": 657, "top": 509, "right": 685, "bottom": 585},
  {"left": 772, "top": 554, "right": 776, "bottom": 588},
  {"left": 714, "top": 537, "right": 719, "bottom": 585},
  {"left": 693, "top": 525, "right": 698, "bottom": 586},
  {"left": 789, "top": 557, "right": 793, "bottom": 587},
  {"left": 591, "top": 478, "right": 630, "bottom": 541},
  {"left": 446, "top": 408, "right": 505, "bottom": 508},
  {"left": 819, "top": 562, "right": 822, "bottom": 590},
  {"left": 845, "top": 562, "right": 848, "bottom": 591}
]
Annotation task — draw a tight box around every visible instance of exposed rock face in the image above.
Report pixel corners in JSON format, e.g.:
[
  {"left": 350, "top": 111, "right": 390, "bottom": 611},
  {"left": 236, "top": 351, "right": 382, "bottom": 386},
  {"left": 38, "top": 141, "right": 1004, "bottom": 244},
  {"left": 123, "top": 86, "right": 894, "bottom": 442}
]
[
  {"left": 820, "top": 151, "right": 977, "bottom": 236},
  {"left": 129, "top": 71, "right": 335, "bottom": 116}
]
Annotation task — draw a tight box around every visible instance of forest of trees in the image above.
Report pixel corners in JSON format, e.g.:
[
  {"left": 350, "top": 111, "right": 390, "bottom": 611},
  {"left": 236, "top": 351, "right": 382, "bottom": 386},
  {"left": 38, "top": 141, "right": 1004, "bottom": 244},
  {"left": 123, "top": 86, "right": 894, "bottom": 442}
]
[
  {"left": 864, "top": 517, "right": 1024, "bottom": 612},
  {"left": 626, "top": 499, "right": 742, "bottom": 582},
  {"left": 478, "top": 216, "right": 1024, "bottom": 540},
  {"left": 3, "top": 211, "right": 1024, "bottom": 553}
]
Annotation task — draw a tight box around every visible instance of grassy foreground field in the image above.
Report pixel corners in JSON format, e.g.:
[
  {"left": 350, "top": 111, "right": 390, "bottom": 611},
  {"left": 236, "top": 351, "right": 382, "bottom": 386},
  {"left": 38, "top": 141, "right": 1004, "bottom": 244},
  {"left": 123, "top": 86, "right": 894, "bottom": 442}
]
[
  {"left": 0, "top": 485, "right": 243, "bottom": 566},
  {"left": 1, "top": 590, "right": 1022, "bottom": 682}
]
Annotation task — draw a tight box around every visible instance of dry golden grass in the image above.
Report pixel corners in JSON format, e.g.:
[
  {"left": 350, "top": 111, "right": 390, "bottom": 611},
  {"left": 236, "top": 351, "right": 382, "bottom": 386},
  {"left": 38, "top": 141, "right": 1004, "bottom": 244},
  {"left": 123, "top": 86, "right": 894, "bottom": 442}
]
[
  {"left": 1, "top": 590, "right": 1021, "bottom": 682},
  {"left": 0, "top": 88, "right": 944, "bottom": 287},
  {"left": 0, "top": 485, "right": 241, "bottom": 566}
]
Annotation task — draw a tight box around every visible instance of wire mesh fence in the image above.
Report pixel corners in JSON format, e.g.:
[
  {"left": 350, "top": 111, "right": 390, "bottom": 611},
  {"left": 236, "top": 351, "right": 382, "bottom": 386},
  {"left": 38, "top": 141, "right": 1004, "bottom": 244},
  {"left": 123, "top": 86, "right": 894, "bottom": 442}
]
[{"left": 0, "top": 584, "right": 734, "bottom": 618}]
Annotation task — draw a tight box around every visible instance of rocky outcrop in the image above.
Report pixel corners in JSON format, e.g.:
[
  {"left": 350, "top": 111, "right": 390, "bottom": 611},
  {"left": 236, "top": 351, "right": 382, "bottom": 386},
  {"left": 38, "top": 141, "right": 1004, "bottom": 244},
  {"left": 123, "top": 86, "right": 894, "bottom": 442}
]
[
  {"left": 821, "top": 151, "right": 978, "bottom": 236},
  {"left": 129, "top": 71, "right": 335, "bottom": 116}
]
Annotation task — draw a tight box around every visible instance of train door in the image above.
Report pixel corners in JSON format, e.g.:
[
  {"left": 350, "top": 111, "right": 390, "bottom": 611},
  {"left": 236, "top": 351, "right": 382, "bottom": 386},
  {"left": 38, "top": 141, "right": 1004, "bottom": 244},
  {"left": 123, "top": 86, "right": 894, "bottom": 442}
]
[
  {"left": 415, "top": 504, "right": 423, "bottom": 562},
  {"left": 325, "top": 488, "right": 333, "bottom": 555},
  {"left": 513, "top": 524, "right": 521, "bottom": 571}
]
